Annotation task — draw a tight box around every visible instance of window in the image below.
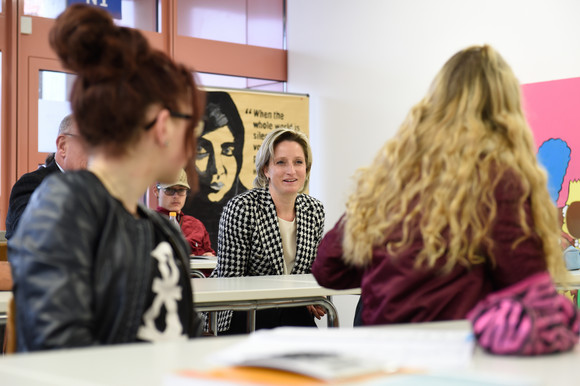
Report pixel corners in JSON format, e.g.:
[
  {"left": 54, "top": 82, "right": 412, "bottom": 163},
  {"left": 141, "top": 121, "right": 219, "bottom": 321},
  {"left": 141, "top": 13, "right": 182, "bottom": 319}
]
[
  {"left": 38, "top": 70, "right": 75, "bottom": 153},
  {"left": 198, "top": 73, "right": 284, "bottom": 92},
  {"left": 177, "top": 0, "right": 285, "bottom": 49}
]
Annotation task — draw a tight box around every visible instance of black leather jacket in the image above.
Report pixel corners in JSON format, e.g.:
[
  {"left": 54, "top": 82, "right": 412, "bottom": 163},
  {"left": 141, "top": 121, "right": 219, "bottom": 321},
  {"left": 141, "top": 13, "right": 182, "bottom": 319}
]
[{"left": 9, "top": 171, "right": 201, "bottom": 351}]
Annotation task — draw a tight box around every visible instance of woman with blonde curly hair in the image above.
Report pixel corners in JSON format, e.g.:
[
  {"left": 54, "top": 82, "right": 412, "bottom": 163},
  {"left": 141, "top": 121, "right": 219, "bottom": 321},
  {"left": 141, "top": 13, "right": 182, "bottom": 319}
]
[{"left": 312, "top": 45, "right": 578, "bottom": 355}]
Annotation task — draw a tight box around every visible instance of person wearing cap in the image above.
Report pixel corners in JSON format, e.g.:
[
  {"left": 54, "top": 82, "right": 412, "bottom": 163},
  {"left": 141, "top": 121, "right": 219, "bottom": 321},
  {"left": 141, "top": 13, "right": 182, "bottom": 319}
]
[{"left": 154, "top": 169, "right": 215, "bottom": 256}]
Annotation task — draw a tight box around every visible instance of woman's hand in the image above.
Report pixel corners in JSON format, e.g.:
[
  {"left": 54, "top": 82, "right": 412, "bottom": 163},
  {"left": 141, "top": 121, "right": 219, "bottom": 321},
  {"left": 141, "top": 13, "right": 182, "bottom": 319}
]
[{"left": 307, "top": 305, "right": 327, "bottom": 320}]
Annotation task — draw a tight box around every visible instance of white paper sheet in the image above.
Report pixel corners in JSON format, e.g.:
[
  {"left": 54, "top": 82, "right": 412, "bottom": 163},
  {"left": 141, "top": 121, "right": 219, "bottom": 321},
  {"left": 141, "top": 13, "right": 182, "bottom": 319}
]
[{"left": 211, "top": 325, "right": 475, "bottom": 372}]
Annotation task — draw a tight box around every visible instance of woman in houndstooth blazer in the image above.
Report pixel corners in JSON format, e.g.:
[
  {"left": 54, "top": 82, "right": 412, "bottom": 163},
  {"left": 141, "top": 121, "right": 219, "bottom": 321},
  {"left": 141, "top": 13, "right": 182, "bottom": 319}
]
[{"left": 211, "top": 128, "right": 326, "bottom": 334}]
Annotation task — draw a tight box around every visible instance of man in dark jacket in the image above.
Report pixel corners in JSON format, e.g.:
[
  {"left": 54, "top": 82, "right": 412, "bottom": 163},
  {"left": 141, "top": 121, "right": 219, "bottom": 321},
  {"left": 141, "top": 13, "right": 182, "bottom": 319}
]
[
  {"left": 1, "top": 115, "right": 87, "bottom": 291},
  {"left": 5, "top": 115, "right": 88, "bottom": 239}
]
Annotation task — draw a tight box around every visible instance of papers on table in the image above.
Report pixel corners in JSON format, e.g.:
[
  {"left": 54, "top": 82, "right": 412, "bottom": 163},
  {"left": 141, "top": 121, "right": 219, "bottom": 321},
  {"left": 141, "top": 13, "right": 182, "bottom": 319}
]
[
  {"left": 165, "top": 323, "right": 541, "bottom": 385},
  {"left": 211, "top": 325, "right": 475, "bottom": 373},
  {"left": 189, "top": 256, "right": 218, "bottom": 273},
  {"left": 237, "top": 351, "right": 389, "bottom": 381}
]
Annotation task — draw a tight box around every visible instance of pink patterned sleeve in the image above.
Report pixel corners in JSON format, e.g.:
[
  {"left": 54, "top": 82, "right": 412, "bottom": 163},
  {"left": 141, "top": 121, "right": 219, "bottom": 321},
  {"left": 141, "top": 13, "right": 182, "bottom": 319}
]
[{"left": 467, "top": 272, "right": 579, "bottom": 355}]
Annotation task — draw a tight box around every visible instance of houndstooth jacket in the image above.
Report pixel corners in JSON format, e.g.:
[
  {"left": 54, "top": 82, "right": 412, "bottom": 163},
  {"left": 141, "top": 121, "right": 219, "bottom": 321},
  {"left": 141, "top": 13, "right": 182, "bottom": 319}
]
[{"left": 211, "top": 187, "right": 325, "bottom": 332}]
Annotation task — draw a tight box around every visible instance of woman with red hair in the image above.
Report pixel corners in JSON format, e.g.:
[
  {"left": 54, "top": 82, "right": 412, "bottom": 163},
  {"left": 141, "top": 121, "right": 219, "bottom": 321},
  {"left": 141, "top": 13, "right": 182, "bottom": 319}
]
[{"left": 9, "top": 4, "right": 205, "bottom": 351}]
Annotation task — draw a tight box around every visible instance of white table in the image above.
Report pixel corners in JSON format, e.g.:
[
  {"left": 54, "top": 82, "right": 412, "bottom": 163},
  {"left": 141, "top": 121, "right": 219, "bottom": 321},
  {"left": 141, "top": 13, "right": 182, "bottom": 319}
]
[
  {"left": 0, "top": 275, "right": 359, "bottom": 328},
  {"left": 189, "top": 256, "right": 217, "bottom": 278},
  {"left": 192, "top": 274, "right": 361, "bottom": 332},
  {"left": 0, "top": 320, "right": 578, "bottom": 385}
]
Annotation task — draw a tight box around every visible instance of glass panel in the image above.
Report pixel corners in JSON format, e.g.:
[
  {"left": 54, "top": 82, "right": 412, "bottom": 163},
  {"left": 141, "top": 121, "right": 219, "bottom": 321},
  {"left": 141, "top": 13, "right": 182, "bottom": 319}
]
[
  {"left": 178, "top": 0, "right": 246, "bottom": 44},
  {"left": 247, "top": 0, "right": 284, "bottom": 49},
  {"left": 198, "top": 73, "right": 248, "bottom": 89},
  {"left": 38, "top": 70, "right": 75, "bottom": 153},
  {"left": 178, "top": 0, "right": 284, "bottom": 49},
  {"left": 24, "top": 0, "right": 66, "bottom": 19},
  {"left": 198, "top": 72, "right": 284, "bottom": 92},
  {"left": 24, "top": 0, "right": 160, "bottom": 32},
  {"left": 116, "top": 0, "right": 159, "bottom": 32},
  {"left": 246, "top": 78, "right": 284, "bottom": 92}
]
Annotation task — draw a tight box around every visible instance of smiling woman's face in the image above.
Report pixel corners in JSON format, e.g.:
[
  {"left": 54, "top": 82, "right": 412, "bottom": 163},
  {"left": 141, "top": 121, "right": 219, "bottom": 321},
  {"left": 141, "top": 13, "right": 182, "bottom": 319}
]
[{"left": 196, "top": 125, "right": 238, "bottom": 202}]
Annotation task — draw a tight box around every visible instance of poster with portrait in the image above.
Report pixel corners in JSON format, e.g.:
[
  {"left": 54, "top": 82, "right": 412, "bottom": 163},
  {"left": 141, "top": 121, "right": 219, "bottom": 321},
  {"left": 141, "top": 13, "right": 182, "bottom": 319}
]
[{"left": 182, "top": 87, "right": 309, "bottom": 250}]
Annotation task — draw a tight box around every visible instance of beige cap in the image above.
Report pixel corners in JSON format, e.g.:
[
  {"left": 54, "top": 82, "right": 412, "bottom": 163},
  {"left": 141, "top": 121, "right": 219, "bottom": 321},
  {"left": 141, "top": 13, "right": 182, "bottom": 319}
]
[{"left": 158, "top": 169, "right": 190, "bottom": 189}]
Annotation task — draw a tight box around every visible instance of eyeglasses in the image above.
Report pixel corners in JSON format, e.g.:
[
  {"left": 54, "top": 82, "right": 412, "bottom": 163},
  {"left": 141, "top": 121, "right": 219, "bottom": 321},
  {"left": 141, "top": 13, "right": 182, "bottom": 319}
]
[
  {"left": 144, "top": 110, "right": 194, "bottom": 130},
  {"left": 62, "top": 133, "right": 80, "bottom": 138},
  {"left": 159, "top": 187, "right": 189, "bottom": 196}
]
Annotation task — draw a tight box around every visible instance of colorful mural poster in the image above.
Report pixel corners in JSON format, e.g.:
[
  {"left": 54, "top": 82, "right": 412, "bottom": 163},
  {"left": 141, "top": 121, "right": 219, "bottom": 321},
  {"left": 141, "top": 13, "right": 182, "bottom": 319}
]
[
  {"left": 522, "top": 77, "right": 580, "bottom": 257},
  {"left": 182, "top": 88, "right": 309, "bottom": 250}
]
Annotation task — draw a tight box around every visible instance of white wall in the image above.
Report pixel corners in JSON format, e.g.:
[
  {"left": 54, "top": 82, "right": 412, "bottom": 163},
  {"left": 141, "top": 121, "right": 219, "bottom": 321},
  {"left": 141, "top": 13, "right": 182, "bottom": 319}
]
[{"left": 286, "top": 0, "right": 580, "bottom": 326}]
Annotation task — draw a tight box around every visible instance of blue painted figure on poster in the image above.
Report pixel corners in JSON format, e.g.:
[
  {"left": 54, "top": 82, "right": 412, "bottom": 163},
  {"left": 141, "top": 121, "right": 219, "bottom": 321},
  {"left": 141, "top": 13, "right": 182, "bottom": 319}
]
[{"left": 537, "top": 138, "right": 570, "bottom": 203}]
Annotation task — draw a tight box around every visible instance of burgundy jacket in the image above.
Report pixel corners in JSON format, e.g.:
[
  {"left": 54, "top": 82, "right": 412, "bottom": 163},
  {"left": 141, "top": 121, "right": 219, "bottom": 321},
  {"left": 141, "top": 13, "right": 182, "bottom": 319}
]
[
  {"left": 156, "top": 207, "right": 215, "bottom": 256},
  {"left": 312, "top": 172, "right": 547, "bottom": 325}
]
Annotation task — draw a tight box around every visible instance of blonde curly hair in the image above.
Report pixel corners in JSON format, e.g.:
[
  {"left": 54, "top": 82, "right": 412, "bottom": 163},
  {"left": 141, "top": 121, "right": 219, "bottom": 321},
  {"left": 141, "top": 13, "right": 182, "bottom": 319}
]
[{"left": 342, "top": 45, "right": 565, "bottom": 281}]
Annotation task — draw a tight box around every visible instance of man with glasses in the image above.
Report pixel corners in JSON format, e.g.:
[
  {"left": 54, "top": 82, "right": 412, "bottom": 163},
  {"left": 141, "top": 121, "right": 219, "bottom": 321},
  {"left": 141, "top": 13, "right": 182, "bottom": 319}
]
[
  {"left": 2, "top": 114, "right": 88, "bottom": 291},
  {"left": 5, "top": 114, "right": 89, "bottom": 240},
  {"left": 154, "top": 169, "right": 215, "bottom": 257}
]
